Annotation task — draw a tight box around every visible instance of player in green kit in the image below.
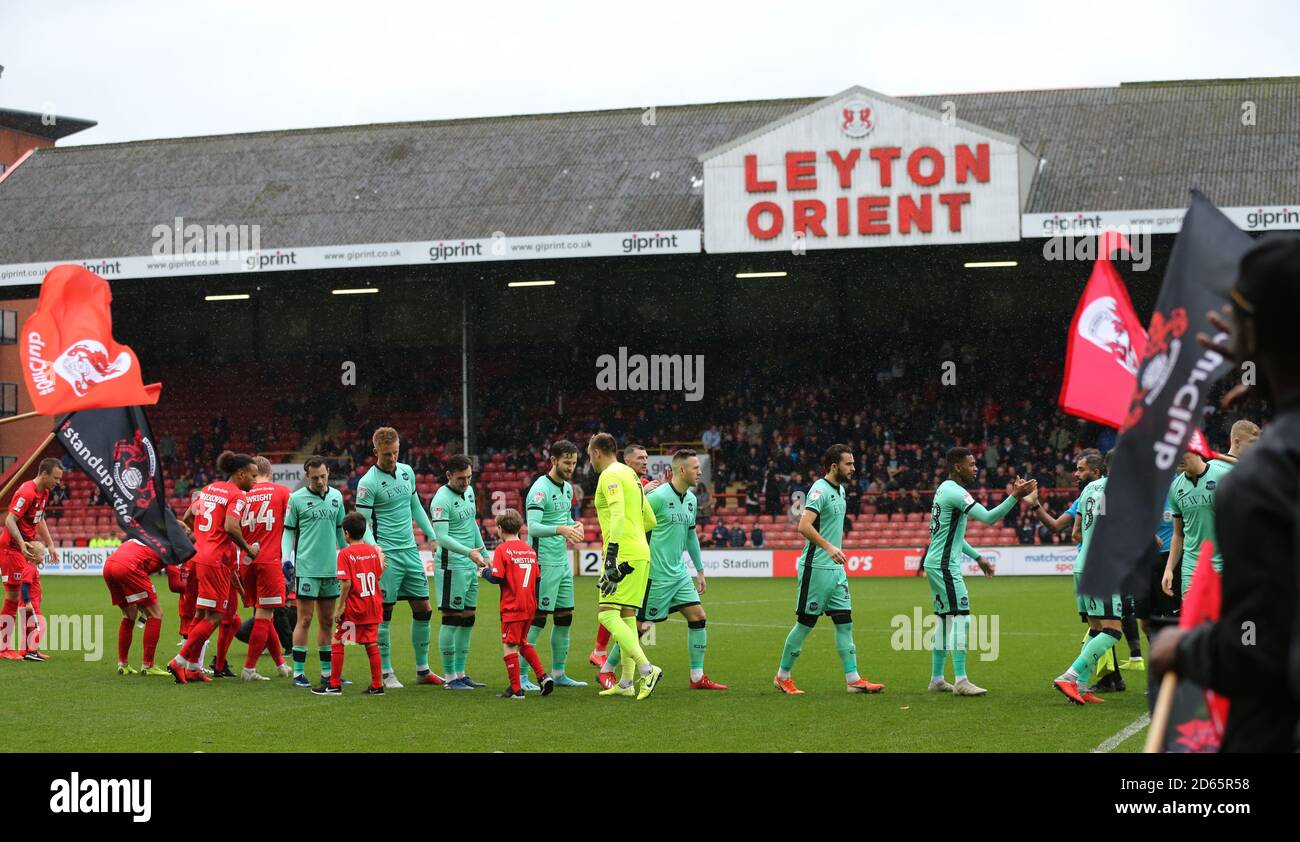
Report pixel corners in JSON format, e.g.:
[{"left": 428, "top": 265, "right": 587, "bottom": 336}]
[
  {"left": 774, "top": 444, "right": 885, "bottom": 695},
  {"left": 1163, "top": 447, "right": 1234, "bottom": 597},
  {"left": 283, "top": 456, "right": 347, "bottom": 688},
  {"left": 600, "top": 448, "right": 727, "bottom": 690},
  {"left": 430, "top": 454, "right": 489, "bottom": 690},
  {"left": 519, "top": 440, "right": 587, "bottom": 691},
  {"left": 923, "top": 447, "right": 1035, "bottom": 696},
  {"left": 588, "top": 432, "right": 663, "bottom": 700},
  {"left": 355, "top": 427, "right": 442, "bottom": 689},
  {"left": 1053, "top": 451, "right": 1123, "bottom": 705}
]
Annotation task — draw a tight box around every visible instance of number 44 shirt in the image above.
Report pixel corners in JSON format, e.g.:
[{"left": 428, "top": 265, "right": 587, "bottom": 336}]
[{"left": 336, "top": 544, "right": 384, "bottom": 625}]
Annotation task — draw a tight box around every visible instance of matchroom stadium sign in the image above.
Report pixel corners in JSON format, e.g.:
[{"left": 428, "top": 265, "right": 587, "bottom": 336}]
[{"left": 699, "top": 86, "right": 1035, "bottom": 253}]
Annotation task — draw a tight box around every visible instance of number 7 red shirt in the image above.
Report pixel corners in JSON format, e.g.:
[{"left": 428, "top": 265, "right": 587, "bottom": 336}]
[{"left": 488, "top": 539, "right": 539, "bottom": 622}]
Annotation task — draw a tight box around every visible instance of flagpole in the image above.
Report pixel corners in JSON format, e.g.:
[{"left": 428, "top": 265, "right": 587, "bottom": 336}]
[
  {"left": 0, "top": 431, "right": 57, "bottom": 503},
  {"left": 0, "top": 411, "right": 41, "bottom": 427},
  {"left": 1143, "top": 672, "right": 1179, "bottom": 752}
]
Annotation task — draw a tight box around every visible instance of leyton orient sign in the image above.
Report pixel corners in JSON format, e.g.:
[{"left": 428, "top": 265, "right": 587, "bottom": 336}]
[{"left": 700, "top": 86, "right": 1029, "bottom": 253}]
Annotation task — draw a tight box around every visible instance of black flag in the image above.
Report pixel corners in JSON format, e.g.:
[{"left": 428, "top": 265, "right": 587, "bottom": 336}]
[
  {"left": 55, "top": 405, "right": 195, "bottom": 566},
  {"left": 1082, "top": 191, "right": 1250, "bottom": 597}
]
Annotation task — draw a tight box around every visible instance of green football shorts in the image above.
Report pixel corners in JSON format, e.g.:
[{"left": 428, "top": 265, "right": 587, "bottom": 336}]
[
  {"left": 380, "top": 546, "right": 429, "bottom": 602},
  {"left": 794, "top": 563, "right": 851, "bottom": 616}
]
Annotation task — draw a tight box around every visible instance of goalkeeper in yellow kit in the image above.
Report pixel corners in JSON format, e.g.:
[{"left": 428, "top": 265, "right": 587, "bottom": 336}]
[{"left": 587, "top": 432, "right": 663, "bottom": 700}]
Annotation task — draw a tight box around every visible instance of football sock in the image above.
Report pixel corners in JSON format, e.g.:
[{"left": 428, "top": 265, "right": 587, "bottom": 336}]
[
  {"left": 215, "top": 621, "right": 236, "bottom": 670},
  {"left": 453, "top": 621, "right": 474, "bottom": 675},
  {"left": 319, "top": 646, "right": 332, "bottom": 679},
  {"left": 931, "top": 615, "right": 949, "bottom": 680},
  {"left": 243, "top": 618, "right": 270, "bottom": 670},
  {"left": 1072, "top": 628, "right": 1123, "bottom": 684},
  {"left": 438, "top": 619, "right": 457, "bottom": 676},
  {"left": 329, "top": 642, "right": 344, "bottom": 689},
  {"left": 292, "top": 645, "right": 307, "bottom": 677},
  {"left": 117, "top": 617, "right": 133, "bottom": 664},
  {"left": 0, "top": 598, "right": 18, "bottom": 652},
  {"left": 526, "top": 623, "right": 543, "bottom": 677},
  {"left": 952, "top": 614, "right": 970, "bottom": 681},
  {"left": 1122, "top": 613, "right": 1141, "bottom": 658},
  {"left": 520, "top": 642, "right": 545, "bottom": 679},
  {"left": 601, "top": 643, "right": 620, "bottom": 674},
  {"left": 551, "top": 619, "right": 571, "bottom": 674},
  {"left": 687, "top": 621, "right": 707, "bottom": 676},
  {"left": 778, "top": 620, "right": 813, "bottom": 675},
  {"left": 599, "top": 610, "right": 646, "bottom": 675},
  {"left": 505, "top": 651, "right": 521, "bottom": 692},
  {"left": 378, "top": 620, "right": 392, "bottom": 674},
  {"left": 142, "top": 617, "right": 161, "bottom": 667},
  {"left": 179, "top": 619, "right": 215, "bottom": 663},
  {"left": 833, "top": 619, "right": 858, "bottom": 677},
  {"left": 365, "top": 643, "right": 382, "bottom": 689},
  {"left": 624, "top": 617, "right": 652, "bottom": 676},
  {"left": 266, "top": 630, "right": 284, "bottom": 667},
  {"left": 23, "top": 609, "right": 41, "bottom": 651},
  {"left": 411, "top": 615, "right": 431, "bottom": 673}
]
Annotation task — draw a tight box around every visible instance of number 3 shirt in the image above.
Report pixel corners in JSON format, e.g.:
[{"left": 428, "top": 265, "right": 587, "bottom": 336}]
[
  {"left": 336, "top": 544, "right": 385, "bottom": 625},
  {"left": 191, "top": 481, "right": 248, "bottom": 569}
]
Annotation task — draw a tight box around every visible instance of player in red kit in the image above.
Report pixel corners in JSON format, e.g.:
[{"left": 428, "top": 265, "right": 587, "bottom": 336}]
[
  {"left": 167, "top": 453, "right": 260, "bottom": 684},
  {"left": 481, "top": 509, "right": 554, "bottom": 699},
  {"left": 172, "top": 487, "right": 212, "bottom": 671},
  {"left": 237, "top": 457, "right": 292, "bottom": 681},
  {"left": 103, "top": 538, "right": 171, "bottom": 675},
  {"left": 312, "top": 512, "right": 386, "bottom": 696},
  {"left": 0, "top": 457, "right": 62, "bottom": 661}
]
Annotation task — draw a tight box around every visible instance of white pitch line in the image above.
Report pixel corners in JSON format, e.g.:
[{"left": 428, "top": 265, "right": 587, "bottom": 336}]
[{"left": 1091, "top": 714, "right": 1150, "bottom": 753}]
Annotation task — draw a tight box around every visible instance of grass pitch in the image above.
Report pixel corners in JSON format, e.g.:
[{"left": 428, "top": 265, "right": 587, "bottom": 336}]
[{"left": 11, "top": 575, "right": 1149, "bottom": 752}]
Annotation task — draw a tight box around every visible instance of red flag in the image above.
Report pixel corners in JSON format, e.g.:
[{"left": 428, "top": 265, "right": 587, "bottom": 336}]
[
  {"left": 1185, "top": 542, "right": 1231, "bottom": 738},
  {"left": 20, "top": 265, "right": 161, "bottom": 415},
  {"left": 1186, "top": 428, "right": 1224, "bottom": 462},
  {"left": 1058, "top": 243, "right": 1148, "bottom": 428}
]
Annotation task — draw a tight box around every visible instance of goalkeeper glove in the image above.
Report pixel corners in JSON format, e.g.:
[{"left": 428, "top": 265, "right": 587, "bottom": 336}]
[{"left": 602, "top": 544, "right": 633, "bottom": 583}]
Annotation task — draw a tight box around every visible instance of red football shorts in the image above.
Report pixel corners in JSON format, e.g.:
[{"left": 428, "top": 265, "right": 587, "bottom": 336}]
[
  {"left": 0, "top": 547, "right": 27, "bottom": 589},
  {"left": 193, "top": 563, "right": 232, "bottom": 613},
  {"left": 335, "top": 621, "right": 378, "bottom": 645},
  {"left": 501, "top": 619, "right": 530, "bottom": 646},
  {"left": 239, "top": 562, "right": 285, "bottom": 609},
  {"left": 104, "top": 559, "right": 157, "bottom": 608}
]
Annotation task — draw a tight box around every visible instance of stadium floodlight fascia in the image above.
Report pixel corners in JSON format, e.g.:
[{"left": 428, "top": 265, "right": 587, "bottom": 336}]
[
  {"left": 331, "top": 287, "right": 379, "bottom": 295},
  {"left": 507, "top": 280, "right": 557, "bottom": 287},
  {"left": 734, "top": 271, "right": 788, "bottom": 278},
  {"left": 963, "top": 261, "right": 1018, "bottom": 268},
  {"left": 204, "top": 293, "right": 251, "bottom": 301}
]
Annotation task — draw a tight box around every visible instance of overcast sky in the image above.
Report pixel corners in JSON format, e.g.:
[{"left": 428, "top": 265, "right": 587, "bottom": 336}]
[{"left": 2, "top": 0, "right": 1297, "bottom": 146}]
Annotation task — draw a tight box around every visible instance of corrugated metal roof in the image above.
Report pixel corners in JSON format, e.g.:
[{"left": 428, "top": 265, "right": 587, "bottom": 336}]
[{"left": 0, "top": 78, "right": 1296, "bottom": 263}]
